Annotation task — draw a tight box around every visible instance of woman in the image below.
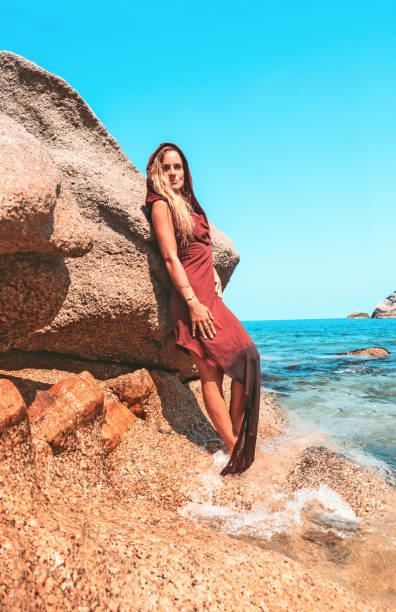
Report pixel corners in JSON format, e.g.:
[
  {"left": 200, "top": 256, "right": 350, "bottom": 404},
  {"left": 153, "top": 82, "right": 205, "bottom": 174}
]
[{"left": 145, "top": 143, "right": 261, "bottom": 476}]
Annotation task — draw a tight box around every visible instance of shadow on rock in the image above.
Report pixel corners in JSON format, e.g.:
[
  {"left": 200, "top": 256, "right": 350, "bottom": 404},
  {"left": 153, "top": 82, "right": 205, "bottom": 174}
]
[
  {"left": 0, "top": 254, "right": 70, "bottom": 350},
  {"left": 149, "top": 370, "right": 220, "bottom": 449}
]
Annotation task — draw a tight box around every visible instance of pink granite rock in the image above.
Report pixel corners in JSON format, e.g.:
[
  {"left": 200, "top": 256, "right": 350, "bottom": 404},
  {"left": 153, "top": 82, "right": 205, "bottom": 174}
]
[
  {"left": 0, "top": 378, "right": 27, "bottom": 433},
  {"left": 101, "top": 400, "right": 137, "bottom": 453},
  {"left": 0, "top": 112, "right": 92, "bottom": 350},
  {"left": 337, "top": 347, "right": 390, "bottom": 357},
  {"left": 104, "top": 369, "right": 157, "bottom": 418},
  {"left": 0, "top": 254, "right": 72, "bottom": 351},
  {"left": 372, "top": 290, "right": 396, "bottom": 318},
  {"left": 27, "top": 371, "right": 103, "bottom": 451},
  {"left": 0, "top": 113, "right": 91, "bottom": 257}
]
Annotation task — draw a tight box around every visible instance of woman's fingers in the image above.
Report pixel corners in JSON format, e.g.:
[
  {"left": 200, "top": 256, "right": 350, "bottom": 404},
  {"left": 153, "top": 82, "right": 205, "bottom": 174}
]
[
  {"left": 205, "top": 321, "right": 215, "bottom": 339},
  {"left": 190, "top": 307, "right": 216, "bottom": 341},
  {"left": 207, "top": 320, "right": 216, "bottom": 337},
  {"left": 201, "top": 318, "right": 216, "bottom": 339},
  {"left": 198, "top": 321, "right": 208, "bottom": 339}
]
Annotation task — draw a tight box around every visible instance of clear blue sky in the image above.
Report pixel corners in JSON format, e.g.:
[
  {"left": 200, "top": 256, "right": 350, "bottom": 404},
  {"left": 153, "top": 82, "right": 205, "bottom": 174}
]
[{"left": 2, "top": 1, "right": 396, "bottom": 319}]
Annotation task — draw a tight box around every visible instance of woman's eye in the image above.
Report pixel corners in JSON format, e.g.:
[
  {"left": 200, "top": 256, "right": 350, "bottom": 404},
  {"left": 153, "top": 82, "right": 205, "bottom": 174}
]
[
  {"left": 175, "top": 164, "right": 182, "bottom": 170},
  {"left": 162, "top": 165, "right": 170, "bottom": 172}
]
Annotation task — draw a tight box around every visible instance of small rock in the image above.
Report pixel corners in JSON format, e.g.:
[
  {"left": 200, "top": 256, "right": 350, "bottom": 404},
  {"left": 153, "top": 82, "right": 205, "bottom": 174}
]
[
  {"left": 101, "top": 400, "right": 137, "bottom": 453},
  {"left": 27, "top": 371, "right": 103, "bottom": 451},
  {"left": 104, "top": 369, "right": 156, "bottom": 418},
  {"left": 336, "top": 347, "right": 390, "bottom": 357},
  {"left": 0, "top": 378, "right": 27, "bottom": 432},
  {"left": 346, "top": 311, "right": 369, "bottom": 319}
]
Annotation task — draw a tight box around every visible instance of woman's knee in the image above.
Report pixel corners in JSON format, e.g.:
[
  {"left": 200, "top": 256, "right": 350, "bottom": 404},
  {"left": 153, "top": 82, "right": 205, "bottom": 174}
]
[{"left": 189, "top": 350, "right": 222, "bottom": 384}]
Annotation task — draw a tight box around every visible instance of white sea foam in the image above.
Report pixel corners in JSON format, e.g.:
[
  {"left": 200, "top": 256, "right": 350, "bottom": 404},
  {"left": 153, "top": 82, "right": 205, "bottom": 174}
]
[
  {"left": 261, "top": 387, "right": 287, "bottom": 394},
  {"left": 179, "top": 484, "right": 360, "bottom": 540},
  {"left": 212, "top": 449, "right": 229, "bottom": 469},
  {"left": 188, "top": 451, "right": 226, "bottom": 505}
]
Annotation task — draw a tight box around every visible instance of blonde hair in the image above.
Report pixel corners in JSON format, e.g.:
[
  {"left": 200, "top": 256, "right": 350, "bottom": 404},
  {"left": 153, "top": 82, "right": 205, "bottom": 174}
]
[{"left": 149, "top": 146, "right": 195, "bottom": 246}]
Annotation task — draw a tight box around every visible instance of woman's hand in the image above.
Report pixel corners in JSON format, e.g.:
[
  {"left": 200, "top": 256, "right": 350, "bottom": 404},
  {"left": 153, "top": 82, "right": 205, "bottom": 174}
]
[
  {"left": 214, "top": 268, "right": 222, "bottom": 299},
  {"left": 188, "top": 298, "right": 216, "bottom": 339}
]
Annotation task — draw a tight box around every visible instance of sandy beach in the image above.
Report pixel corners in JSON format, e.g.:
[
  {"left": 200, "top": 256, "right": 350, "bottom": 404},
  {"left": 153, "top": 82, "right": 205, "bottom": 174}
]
[{"left": 0, "top": 350, "right": 395, "bottom": 610}]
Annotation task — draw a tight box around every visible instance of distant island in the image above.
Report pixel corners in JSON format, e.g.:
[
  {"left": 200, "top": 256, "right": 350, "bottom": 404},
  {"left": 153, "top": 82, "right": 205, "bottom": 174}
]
[
  {"left": 347, "top": 289, "right": 396, "bottom": 319},
  {"left": 371, "top": 290, "right": 396, "bottom": 318}
]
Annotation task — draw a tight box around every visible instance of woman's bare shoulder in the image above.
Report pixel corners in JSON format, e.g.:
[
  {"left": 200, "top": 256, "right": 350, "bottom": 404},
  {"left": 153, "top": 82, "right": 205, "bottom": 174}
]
[
  {"left": 151, "top": 198, "right": 175, "bottom": 234},
  {"left": 151, "top": 198, "right": 171, "bottom": 218},
  {"left": 151, "top": 198, "right": 167, "bottom": 209}
]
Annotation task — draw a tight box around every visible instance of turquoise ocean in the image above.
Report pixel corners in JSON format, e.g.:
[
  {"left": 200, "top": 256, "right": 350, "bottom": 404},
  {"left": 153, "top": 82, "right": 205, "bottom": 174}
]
[{"left": 244, "top": 318, "right": 396, "bottom": 478}]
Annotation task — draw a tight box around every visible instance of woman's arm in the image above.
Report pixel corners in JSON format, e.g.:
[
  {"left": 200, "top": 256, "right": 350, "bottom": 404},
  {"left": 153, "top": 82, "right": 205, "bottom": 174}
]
[{"left": 151, "top": 200, "right": 216, "bottom": 340}]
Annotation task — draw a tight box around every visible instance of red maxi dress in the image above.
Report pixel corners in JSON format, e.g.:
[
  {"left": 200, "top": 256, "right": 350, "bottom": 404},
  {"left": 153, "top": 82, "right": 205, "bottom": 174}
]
[{"left": 146, "top": 143, "right": 261, "bottom": 476}]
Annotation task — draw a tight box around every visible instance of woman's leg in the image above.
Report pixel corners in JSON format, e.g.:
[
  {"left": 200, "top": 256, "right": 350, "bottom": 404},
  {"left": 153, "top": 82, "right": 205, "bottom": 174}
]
[
  {"left": 189, "top": 351, "right": 236, "bottom": 453},
  {"left": 229, "top": 380, "right": 248, "bottom": 438}
]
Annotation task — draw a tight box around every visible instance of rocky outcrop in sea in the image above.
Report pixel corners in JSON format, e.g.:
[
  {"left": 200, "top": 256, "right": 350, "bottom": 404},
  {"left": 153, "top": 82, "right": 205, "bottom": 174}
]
[
  {"left": 1, "top": 52, "right": 395, "bottom": 610},
  {"left": 347, "top": 311, "right": 369, "bottom": 319},
  {"left": 337, "top": 347, "right": 390, "bottom": 357},
  {"left": 372, "top": 290, "right": 396, "bottom": 318}
]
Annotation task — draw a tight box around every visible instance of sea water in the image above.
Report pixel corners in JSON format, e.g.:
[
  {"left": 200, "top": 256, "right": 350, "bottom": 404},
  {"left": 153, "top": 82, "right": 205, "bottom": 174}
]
[{"left": 244, "top": 318, "right": 396, "bottom": 476}]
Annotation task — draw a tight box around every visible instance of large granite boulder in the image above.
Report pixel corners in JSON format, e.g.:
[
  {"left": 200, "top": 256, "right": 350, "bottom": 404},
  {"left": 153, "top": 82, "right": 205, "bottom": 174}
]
[
  {"left": 0, "top": 253, "right": 70, "bottom": 351},
  {"left": 0, "top": 113, "right": 91, "bottom": 257},
  {"left": 371, "top": 290, "right": 396, "bottom": 318},
  {"left": 0, "top": 112, "right": 92, "bottom": 350},
  {"left": 0, "top": 51, "right": 239, "bottom": 373}
]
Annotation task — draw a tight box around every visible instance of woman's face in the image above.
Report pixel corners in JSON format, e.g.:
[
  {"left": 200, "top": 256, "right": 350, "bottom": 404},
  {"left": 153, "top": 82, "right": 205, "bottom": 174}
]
[{"left": 161, "top": 150, "right": 184, "bottom": 193}]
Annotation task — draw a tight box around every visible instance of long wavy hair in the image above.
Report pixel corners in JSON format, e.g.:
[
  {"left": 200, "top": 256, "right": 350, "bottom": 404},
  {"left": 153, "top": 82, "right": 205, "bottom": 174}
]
[{"left": 149, "top": 146, "right": 195, "bottom": 246}]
